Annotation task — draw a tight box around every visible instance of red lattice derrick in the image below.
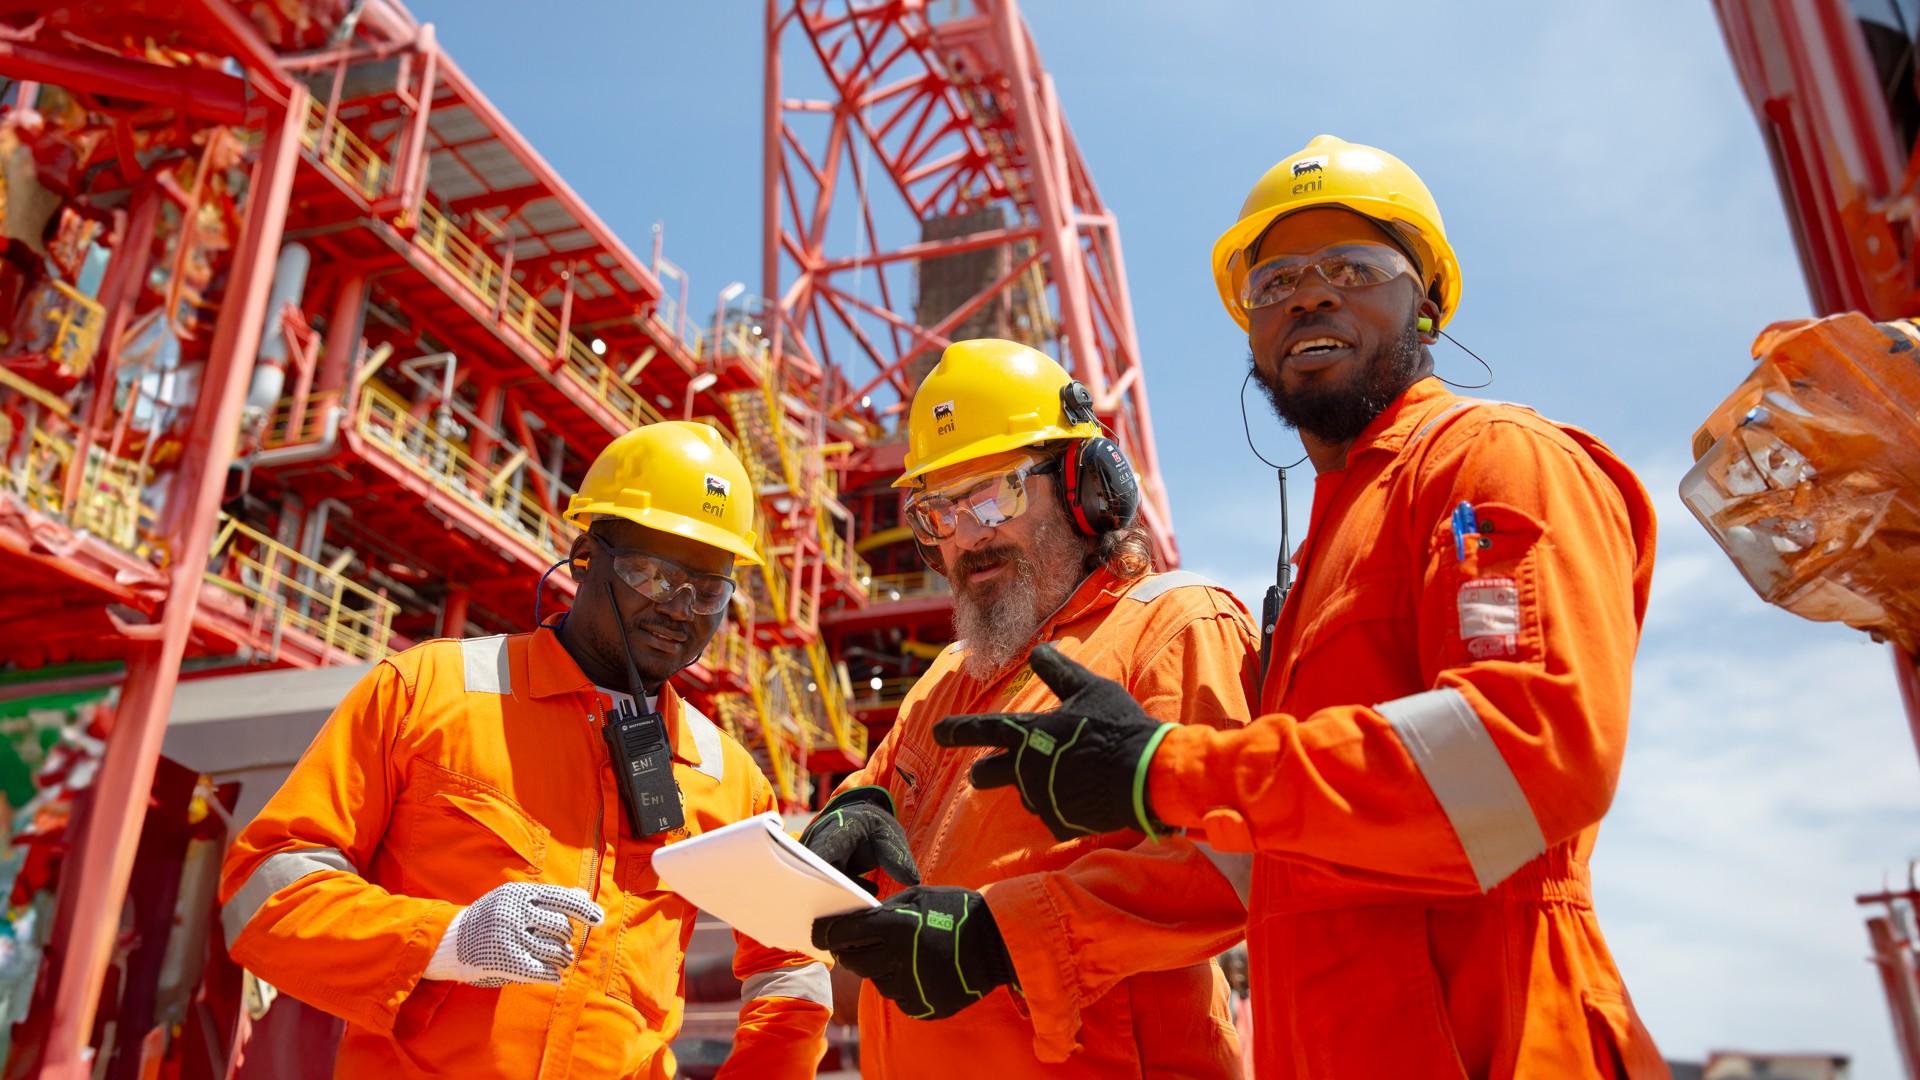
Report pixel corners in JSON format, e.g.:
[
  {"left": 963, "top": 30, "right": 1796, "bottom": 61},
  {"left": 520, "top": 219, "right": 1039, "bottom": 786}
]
[{"left": 762, "top": 0, "right": 1177, "bottom": 567}]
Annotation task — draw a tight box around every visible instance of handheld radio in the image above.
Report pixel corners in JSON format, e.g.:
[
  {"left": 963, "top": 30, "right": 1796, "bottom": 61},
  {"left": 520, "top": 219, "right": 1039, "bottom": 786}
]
[{"left": 602, "top": 582, "right": 686, "bottom": 837}]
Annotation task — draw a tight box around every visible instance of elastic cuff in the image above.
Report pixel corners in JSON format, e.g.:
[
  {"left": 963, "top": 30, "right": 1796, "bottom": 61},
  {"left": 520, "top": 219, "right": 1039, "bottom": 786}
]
[
  {"left": 827, "top": 784, "right": 897, "bottom": 816},
  {"left": 1146, "top": 723, "right": 1220, "bottom": 828},
  {"left": 1132, "top": 723, "right": 1178, "bottom": 841}
]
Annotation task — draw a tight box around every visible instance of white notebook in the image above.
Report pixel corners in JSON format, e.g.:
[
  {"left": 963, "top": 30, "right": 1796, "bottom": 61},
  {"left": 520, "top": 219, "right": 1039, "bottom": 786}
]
[{"left": 650, "top": 811, "right": 880, "bottom": 962}]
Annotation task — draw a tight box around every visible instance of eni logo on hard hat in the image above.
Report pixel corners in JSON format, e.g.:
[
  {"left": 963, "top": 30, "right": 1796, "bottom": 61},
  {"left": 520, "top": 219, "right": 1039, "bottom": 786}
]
[
  {"left": 1291, "top": 155, "right": 1327, "bottom": 196},
  {"left": 702, "top": 473, "right": 730, "bottom": 518},
  {"left": 933, "top": 400, "right": 956, "bottom": 435}
]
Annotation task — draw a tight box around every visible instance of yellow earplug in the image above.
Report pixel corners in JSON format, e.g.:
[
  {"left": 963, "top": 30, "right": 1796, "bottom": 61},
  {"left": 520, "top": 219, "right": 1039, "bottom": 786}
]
[{"left": 1417, "top": 316, "right": 1434, "bottom": 332}]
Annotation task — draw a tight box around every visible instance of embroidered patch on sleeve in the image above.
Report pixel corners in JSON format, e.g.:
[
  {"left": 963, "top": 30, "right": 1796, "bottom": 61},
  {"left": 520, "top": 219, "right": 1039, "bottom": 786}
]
[{"left": 1457, "top": 576, "right": 1520, "bottom": 659}]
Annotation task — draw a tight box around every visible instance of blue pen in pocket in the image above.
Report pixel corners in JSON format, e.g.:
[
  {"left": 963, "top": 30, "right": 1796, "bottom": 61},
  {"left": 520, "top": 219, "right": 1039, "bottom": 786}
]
[{"left": 1451, "top": 501, "right": 1476, "bottom": 562}]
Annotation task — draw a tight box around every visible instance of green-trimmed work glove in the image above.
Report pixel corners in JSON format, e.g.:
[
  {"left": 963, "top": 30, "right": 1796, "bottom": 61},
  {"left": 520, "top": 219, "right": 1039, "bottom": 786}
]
[
  {"left": 798, "top": 785, "right": 921, "bottom": 895},
  {"left": 811, "top": 885, "right": 1015, "bottom": 1020},
  {"left": 933, "top": 643, "right": 1176, "bottom": 842}
]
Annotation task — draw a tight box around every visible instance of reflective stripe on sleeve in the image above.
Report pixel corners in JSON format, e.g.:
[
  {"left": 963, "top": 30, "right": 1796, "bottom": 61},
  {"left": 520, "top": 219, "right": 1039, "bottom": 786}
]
[
  {"left": 1376, "top": 688, "right": 1547, "bottom": 892},
  {"left": 740, "top": 961, "right": 833, "bottom": 1007},
  {"left": 1194, "top": 841, "right": 1252, "bottom": 910},
  {"left": 222, "top": 846, "right": 359, "bottom": 948}
]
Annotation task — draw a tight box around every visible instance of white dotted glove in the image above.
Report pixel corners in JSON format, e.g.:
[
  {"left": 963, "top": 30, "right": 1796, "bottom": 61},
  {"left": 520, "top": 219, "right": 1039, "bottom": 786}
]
[{"left": 424, "top": 882, "right": 605, "bottom": 987}]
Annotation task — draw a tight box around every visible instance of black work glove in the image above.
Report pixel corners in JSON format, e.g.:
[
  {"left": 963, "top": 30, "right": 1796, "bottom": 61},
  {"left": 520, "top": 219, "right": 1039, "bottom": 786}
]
[
  {"left": 798, "top": 785, "right": 921, "bottom": 895},
  {"left": 811, "top": 885, "right": 1016, "bottom": 1020},
  {"left": 933, "top": 643, "right": 1176, "bottom": 842}
]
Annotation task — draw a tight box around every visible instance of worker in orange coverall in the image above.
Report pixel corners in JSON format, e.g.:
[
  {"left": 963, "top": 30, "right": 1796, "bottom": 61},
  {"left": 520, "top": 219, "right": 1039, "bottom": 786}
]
[
  {"left": 937, "top": 137, "right": 1673, "bottom": 1079},
  {"left": 805, "top": 338, "right": 1258, "bottom": 1077},
  {"left": 220, "top": 422, "right": 828, "bottom": 1079}
]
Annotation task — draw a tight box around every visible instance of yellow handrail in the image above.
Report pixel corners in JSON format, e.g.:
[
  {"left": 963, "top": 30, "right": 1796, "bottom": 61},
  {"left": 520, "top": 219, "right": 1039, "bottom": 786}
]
[
  {"left": 300, "top": 99, "right": 390, "bottom": 201},
  {"left": 300, "top": 99, "right": 664, "bottom": 436},
  {"left": 355, "top": 392, "right": 577, "bottom": 564},
  {"left": 869, "top": 570, "right": 950, "bottom": 603},
  {"left": 0, "top": 421, "right": 156, "bottom": 554},
  {"left": 204, "top": 515, "right": 399, "bottom": 661},
  {"left": 412, "top": 202, "right": 666, "bottom": 433},
  {"left": 805, "top": 641, "right": 867, "bottom": 760},
  {"left": 849, "top": 675, "right": 921, "bottom": 713},
  {"left": 25, "top": 281, "right": 107, "bottom": 378},
  {"left": 714, "top": 690, "right": 800, "bottom": 806}
]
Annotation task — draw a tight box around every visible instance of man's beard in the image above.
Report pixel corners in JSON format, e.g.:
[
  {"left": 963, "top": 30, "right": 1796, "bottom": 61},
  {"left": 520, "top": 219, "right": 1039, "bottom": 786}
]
[
  {"left": 1252, "top": 322, "right": 1423, "bottom": 445},
  {"left": 949, "top": 504, "right": 1089, "bottom": 682}
]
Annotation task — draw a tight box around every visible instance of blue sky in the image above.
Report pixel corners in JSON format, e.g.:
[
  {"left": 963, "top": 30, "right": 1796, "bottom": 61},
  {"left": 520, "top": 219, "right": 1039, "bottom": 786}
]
[{"left": 413, "top": 1, "right": 1920, "bottom": 1073}]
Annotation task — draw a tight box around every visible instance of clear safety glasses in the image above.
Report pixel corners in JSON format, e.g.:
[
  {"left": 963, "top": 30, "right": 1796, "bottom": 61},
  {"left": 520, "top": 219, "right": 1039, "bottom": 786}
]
[
  {"left": 903, "top": 454, "right": 1060, "bottom": 544},
  {"left": 1236, "top": 241, "right": 1418, "bottom": 313},
  {"left": 592, "top": 533, "right": 736, "bottom": 615}
]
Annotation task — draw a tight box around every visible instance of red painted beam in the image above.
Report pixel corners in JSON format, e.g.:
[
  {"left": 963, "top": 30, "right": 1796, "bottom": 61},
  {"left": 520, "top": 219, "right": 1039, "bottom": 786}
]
[
  {"left": 37, "top": 84, "right": 311, "bottom": 1080},
  {"left": 0, "top": 41, "right": 248, "bottom": 124}
]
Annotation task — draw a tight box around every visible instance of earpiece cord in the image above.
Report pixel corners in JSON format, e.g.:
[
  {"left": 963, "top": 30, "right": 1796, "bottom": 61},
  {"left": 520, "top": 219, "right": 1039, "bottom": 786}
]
[
  {"left": 1433, "top": 329, "right": 1494, "bottom": 390},
  {"left": 1240, "top": 368, "right": 1305, "bottom": 676},
  {"left": 533, "top": 558, "right": 569, "bottom": 629}
]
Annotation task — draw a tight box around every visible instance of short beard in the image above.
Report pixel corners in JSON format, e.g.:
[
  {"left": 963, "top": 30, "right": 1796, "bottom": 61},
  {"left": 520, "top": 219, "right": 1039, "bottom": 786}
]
[
  {"left": 949, "top": 504, "right": 1089, "bottom": 682},
  {"left": 1252, "top": 322, "right": 1423, "bottom": 445}
]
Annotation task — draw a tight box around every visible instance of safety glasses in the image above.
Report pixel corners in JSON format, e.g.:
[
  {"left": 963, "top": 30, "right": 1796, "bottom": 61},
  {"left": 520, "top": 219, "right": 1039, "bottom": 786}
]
[
  {"left": 903, "top": 454, "right": 1060, "bottom": 544},
  {"left": 591, "top": 532, "right": 736, "bottom": 615},
  {"left": 1237, "top": 241, "right": 1417, "bottom": 312}
]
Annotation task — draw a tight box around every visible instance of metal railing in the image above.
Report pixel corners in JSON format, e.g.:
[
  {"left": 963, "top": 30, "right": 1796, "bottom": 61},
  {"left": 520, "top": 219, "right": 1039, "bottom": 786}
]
[
  {"left": 300, "top": 99, "right": 391, "bottom": 201},
  {"left": 0, "top": 423, "right": 155, "bottom": 554},
  {"left": 804, "top": 641, "right": 866, "bottom": 760},
  {"left": 23, "top": 281, "right": 107, "bottom": 378},
  {"left": 204, "top": 516, "right": 399, "bottom": 662},
  {"left": 412, "top": 202, "right": 668, "bottom": 433},
  {"left": 301, "top": 100, "right": 667, "bottom": 435},
  {"left": 355, "top": 391, "right": 576, "bottom": 564},
  {"left": 698, "top": 619, "right": 759, "bottom": 686},
  {"left": 714, "top": 691, "right": 800, "bottom": 806},
  {"left": 849, "top": 675, "right": 921, "bottom": 714},
  {"left": 868, "top": 570, "right": 950, "bottom": 604}
]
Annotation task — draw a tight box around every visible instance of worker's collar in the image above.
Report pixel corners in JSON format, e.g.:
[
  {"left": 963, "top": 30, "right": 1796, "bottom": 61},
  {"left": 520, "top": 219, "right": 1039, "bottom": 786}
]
[
  {"left": 1036, "top": 564, "right": 1129, "bottom": 638},
  {"left": 1342, "top": 376, "right": 1455, "bottom": 461},
  {"left": 528, "top": 626, "right": 706, "bottom": 768}
]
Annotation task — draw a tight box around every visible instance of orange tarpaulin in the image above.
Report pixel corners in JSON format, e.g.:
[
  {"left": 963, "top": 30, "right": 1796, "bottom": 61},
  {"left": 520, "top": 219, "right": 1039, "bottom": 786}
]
[{"left": 1683, "top": 312, "right": 1920, "bottom": 653}]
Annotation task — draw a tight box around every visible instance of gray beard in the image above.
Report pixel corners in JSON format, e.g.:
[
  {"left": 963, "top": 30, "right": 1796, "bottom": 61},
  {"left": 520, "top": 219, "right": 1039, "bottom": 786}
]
[{"left": 949, "top": 505, "right": 1088, "bottom": 682}]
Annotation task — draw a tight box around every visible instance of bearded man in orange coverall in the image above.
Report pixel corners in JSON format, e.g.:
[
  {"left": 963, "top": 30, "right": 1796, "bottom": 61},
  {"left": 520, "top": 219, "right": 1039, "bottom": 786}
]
[
  {"left": 220, "top": 423, "right": 828, "bottom": 1079},
  {"left": 938, "top": 137, "right": 1673, "bottom": 1079},
  {"left": 806, "top": 338, "right": 1259, "bottom": 1077}
]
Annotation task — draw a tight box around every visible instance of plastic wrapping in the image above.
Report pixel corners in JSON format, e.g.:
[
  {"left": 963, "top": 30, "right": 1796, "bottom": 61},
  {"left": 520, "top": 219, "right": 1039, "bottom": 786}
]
[{"left": 1681, "top": 312, "right": 1920, "bottom": 652}]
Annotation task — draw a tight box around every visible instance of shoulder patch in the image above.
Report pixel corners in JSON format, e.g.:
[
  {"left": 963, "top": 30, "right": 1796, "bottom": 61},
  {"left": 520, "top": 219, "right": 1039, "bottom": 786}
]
[
  {"left": 682, "top": 702, "right": 726, "bottom": 783},
  {"left": 1126, "top": 570, "right": 1220, "bottom": 603},
  {"left": 459, "top": 635, "right": 513, "bottom": 695}
]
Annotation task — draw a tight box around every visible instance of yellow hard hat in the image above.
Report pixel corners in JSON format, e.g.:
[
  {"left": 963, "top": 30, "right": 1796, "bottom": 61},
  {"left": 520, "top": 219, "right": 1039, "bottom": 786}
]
[
  {"left": 1211, "top": 134, "right": 1461, "bottom": 332},
  {"left": 894, "top": 339, "right": 1099, "bottom": 488},
  {"left": 565, "top": 421, "right": 763, "bottom": 566}
]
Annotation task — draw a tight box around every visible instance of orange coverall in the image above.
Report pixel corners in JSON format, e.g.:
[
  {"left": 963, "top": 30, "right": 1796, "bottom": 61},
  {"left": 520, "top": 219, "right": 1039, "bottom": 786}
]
[
  {"left": 843, "top": 567, "right": 1257, "bottom": 1077},
  {"left": 220, "top": 628, "right": 828, "bottom": 1079},
  {"left": 1149, "top": 378, "right": 1670, "bottom": 1079}
]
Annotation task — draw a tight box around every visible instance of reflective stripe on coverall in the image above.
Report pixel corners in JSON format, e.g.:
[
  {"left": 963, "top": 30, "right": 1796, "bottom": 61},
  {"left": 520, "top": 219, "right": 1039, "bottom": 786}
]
[
  {"left": 1149, "top": 378, "right": 1671, "bottom": 1080},
  {"left": 219, "top": 628, "right": 829, "bottom": 1079},
  {"left": 843, "top": 568, "right": 1258, "bottom": 1078}
]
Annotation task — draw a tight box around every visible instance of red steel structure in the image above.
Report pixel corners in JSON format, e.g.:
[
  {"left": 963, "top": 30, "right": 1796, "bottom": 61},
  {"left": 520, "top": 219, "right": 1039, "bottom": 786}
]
[
  {"left": 0, "top": 0, "right": 1163, "bottom": 1074},
  {"left": 761, "top": 0, "right": 1177, "bottom": 715},
  {"left": 1713, "top": 1, "right": 1920, "bottom": 1073}
]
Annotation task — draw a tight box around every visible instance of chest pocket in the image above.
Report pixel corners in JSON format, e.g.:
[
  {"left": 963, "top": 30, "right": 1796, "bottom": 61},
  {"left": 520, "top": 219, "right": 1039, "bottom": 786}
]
[
  {"left": 398, "top": 760, "right": 550, "bottom": 892},
  {"left": 607, "top": 848, "right": 693, "bottom": 1021},
  {"left": 890, "top": 737, "right": 936, "bottom": 833},
  {"left": 1426, "top": 500, "right": 1547, "bottom": 667}
]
